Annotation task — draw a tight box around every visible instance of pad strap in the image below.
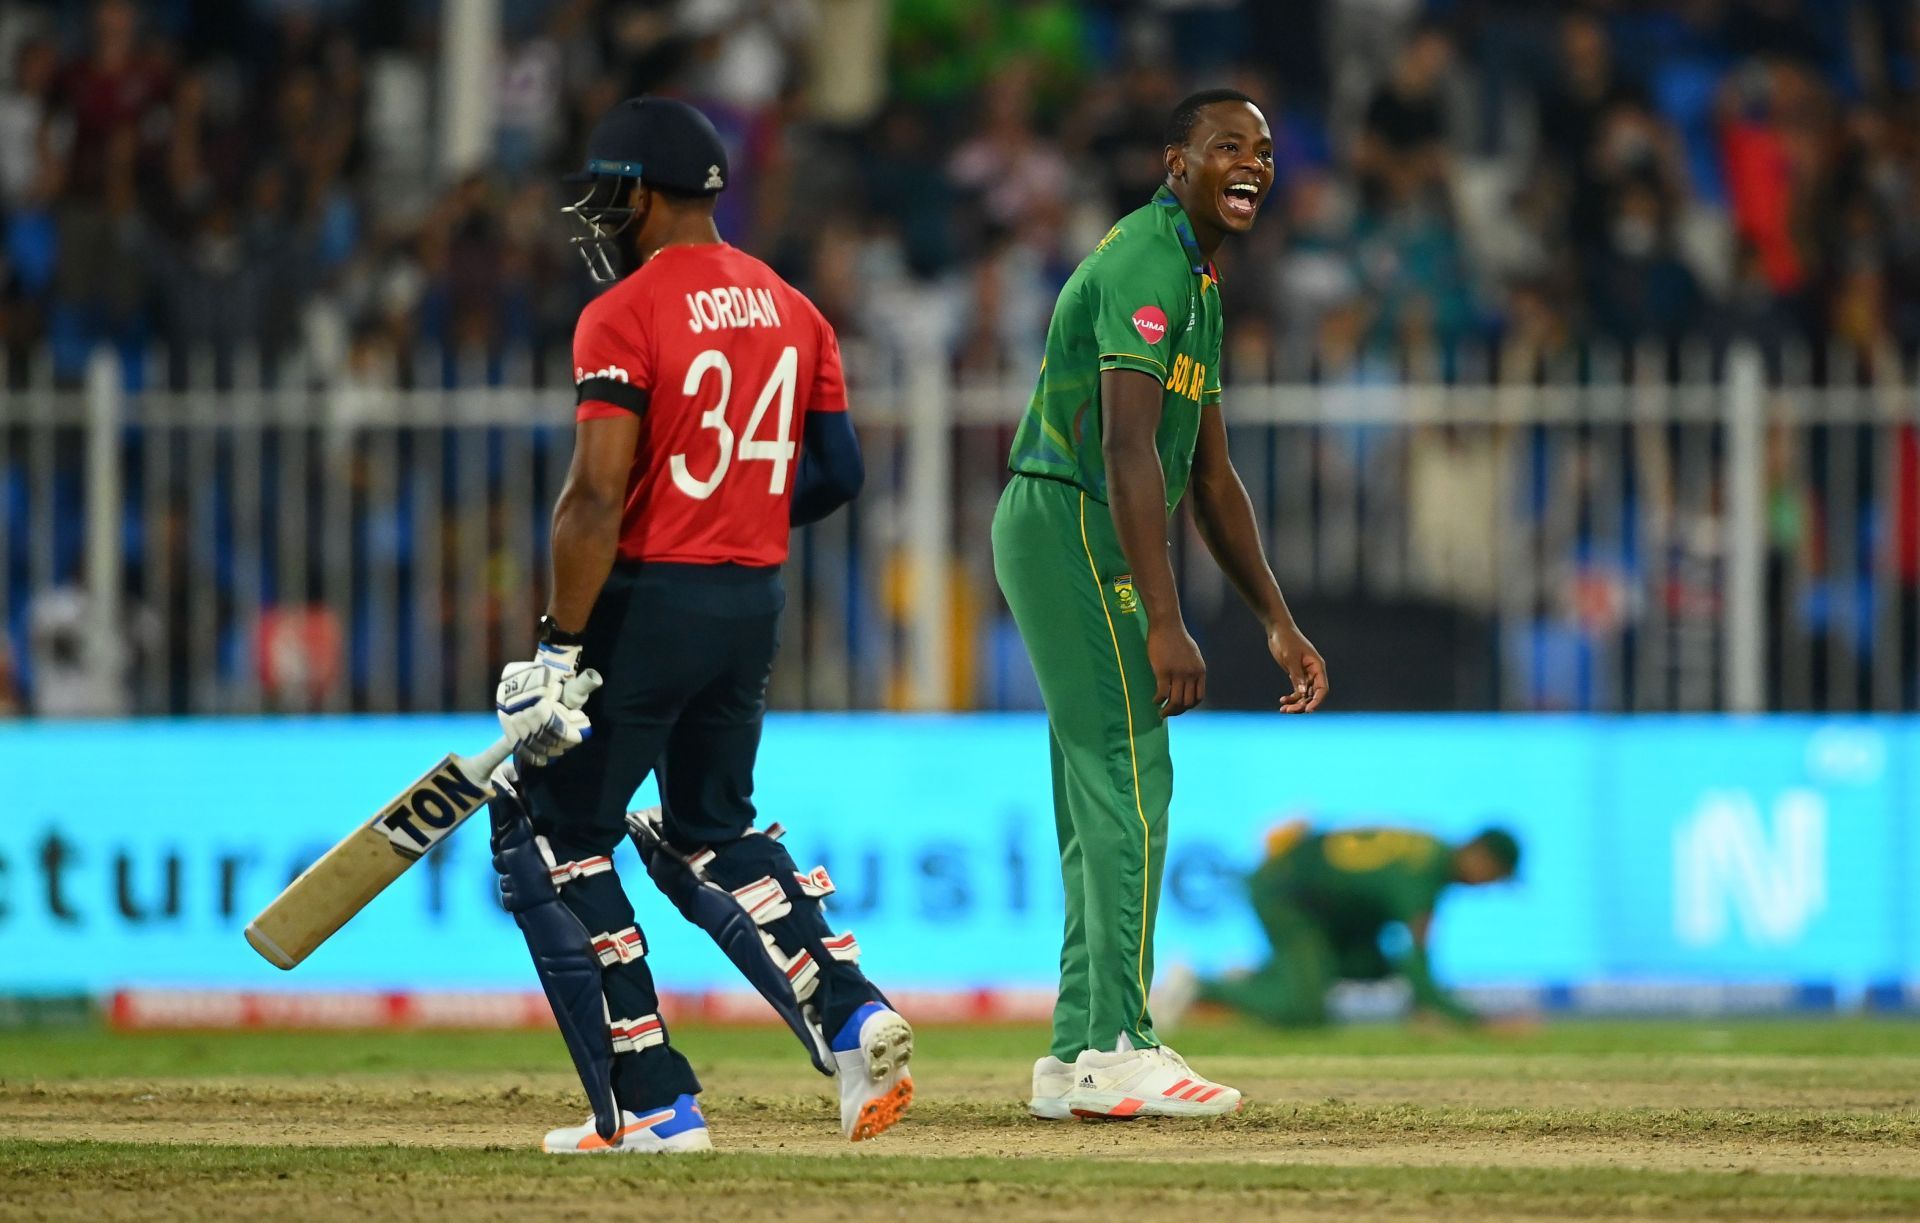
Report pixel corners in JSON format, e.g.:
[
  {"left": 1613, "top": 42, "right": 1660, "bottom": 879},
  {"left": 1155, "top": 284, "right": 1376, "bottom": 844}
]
[
  {"left": 823, "top": 931, "right": 860, "bottom": 964},
  {"left": 609, "top": 1013, "right": 666, "bottom": 1053},
  {"left": 762, "top": 933, "right": 821, "bottom": 1001},
  {"left": 591, "top": 927, "right": 646, "bottom": 966},
  {"left": 795, "top": 866, "right": 835, "bottom": 899},
  {"left": 733, "top": 875, "right": 793, "bottom": 924},
  {"left": 547, "top": 854, "right": 614, "bottom": 887}
]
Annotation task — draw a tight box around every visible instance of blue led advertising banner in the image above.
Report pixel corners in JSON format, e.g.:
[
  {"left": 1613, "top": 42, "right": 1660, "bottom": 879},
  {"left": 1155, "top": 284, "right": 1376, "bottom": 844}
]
[{"left": 0, "top": 715, "right": 1910, "bottom": 995}]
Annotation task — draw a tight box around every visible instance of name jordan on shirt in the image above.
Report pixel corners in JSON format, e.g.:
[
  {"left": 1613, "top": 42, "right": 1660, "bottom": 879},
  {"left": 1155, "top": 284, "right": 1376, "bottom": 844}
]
[{"left": 686, "top": 286, "right": 784, "bottom": 333}]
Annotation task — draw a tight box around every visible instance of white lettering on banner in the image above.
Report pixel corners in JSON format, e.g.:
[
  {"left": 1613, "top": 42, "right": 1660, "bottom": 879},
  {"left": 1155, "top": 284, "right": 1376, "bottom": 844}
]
[
  {"left": 687, "top": 287, "right": 783, "bottom": 333},
  {"left": 3, "top": 718, "right": 1901, "bottom": 998},
  {"left": 1673, "top": 789, "right": 1827, "bottom": 948},
  {"left": 1805, "top": 727, "right": 1885, "bottom": 785}
]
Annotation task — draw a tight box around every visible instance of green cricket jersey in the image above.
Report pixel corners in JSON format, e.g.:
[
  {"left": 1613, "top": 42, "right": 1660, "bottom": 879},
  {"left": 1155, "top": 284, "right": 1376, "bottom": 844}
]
[
  {"left": 1007, "top": 184, "right": 1224, "bottom": 513},
  {"left": 1258, "top": 826, "right": 1471, "bottom": 1021},
  {"left": 1262, "top": 828, "right": 1455, "bottom": 937}
]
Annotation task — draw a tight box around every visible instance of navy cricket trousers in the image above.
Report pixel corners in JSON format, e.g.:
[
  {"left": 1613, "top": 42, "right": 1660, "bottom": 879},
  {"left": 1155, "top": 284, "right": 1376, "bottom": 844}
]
[
  {"left": 523, "top": 559, "right": 784, "bottom": 853},
  {"left": 515, "top": 560, "right": 783, "bottom": 1110}
]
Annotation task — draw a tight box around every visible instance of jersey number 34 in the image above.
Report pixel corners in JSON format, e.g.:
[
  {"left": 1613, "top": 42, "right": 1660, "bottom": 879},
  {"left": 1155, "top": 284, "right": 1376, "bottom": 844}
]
[{"left": 672, "top": 345, "right": 798, "bottom": 500}]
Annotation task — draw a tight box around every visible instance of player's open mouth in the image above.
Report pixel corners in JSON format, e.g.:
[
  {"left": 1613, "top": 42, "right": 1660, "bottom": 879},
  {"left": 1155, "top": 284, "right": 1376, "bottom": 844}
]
[{"left": 1222, "top": 181, "right": 1260, "bottom": 220}]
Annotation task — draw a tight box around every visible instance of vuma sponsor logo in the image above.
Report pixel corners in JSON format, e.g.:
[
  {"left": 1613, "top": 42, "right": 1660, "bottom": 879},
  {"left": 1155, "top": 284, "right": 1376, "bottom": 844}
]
[{"left": 1131, "top": 306, "right": 1168, "bottom": 345}]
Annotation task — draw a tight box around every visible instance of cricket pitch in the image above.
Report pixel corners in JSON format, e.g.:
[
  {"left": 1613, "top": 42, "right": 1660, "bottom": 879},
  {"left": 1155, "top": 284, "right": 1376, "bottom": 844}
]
[{"left": 4, "top": 1019, "right": 1919, "bottom": 1220}]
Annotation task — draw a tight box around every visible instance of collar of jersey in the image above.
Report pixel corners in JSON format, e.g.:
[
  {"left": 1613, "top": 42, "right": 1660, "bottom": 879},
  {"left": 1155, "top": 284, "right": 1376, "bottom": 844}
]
[{"left": 1151, "top": 183, "right": 1219, "bottom": 285}]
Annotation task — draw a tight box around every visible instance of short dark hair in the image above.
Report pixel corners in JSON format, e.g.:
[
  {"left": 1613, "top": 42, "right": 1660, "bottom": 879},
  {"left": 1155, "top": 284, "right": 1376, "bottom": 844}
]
[
  {"left": 1466, "top": 826, "right": 1521, "bottom": 875},
  {"left": 1165, "top": 88, "right": 1259, "bottom": 149}
]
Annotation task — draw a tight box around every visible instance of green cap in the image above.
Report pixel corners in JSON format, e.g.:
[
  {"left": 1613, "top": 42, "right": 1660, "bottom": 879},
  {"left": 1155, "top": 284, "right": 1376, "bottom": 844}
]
[{"left": 1469, "top": 826, "right": 1522, "bottom": 876}]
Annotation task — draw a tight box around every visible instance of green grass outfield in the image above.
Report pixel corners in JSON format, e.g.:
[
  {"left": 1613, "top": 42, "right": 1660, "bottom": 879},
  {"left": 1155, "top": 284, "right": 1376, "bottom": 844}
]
[{"left": 4, "top": 1018, "right": 1920, "bottom": 1220}]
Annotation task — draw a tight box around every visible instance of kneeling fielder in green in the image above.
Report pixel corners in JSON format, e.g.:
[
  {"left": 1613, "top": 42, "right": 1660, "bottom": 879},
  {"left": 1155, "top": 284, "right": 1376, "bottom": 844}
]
[
  {"left": 1182, "top": 824, "right": 1520, "bottom": 1028},
  {"left": 993, "top": 87, "right": 1329, "bottom": 1121}
]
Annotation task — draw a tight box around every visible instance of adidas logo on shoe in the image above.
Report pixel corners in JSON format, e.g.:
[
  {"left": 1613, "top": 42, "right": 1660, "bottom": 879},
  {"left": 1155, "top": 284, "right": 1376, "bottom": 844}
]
[{"left": 1064, "top": 1046, "right": 1244, "bottom": 1120}]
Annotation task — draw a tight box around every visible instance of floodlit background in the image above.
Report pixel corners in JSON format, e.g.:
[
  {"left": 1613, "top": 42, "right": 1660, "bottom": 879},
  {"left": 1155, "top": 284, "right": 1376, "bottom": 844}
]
[{"left": 2, "top": 0, "right": 1917, "bottom": 1020}]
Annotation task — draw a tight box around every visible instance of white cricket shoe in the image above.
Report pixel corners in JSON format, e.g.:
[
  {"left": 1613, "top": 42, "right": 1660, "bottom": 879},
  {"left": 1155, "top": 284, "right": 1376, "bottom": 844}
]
[
  {"left": 831, "top": 1001, "right": 915, "bottom": 1141},
  {"left": 1067, "top": 1043, "right": 1242, "bottom": 1119},
  {"left": 1150, "top": 964, "right": 1201, "bottom": 1034},
  {"left": 542, "top": 1095, "right": 713, "bottom": 1153},
  {"left": 1029, "top": 1054, "right": 1074, "bottom": 1120}
]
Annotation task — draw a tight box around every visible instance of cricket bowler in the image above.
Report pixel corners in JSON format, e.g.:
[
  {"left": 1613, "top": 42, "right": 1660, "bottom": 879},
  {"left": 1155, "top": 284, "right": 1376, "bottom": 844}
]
[
  {"left": 1159, "top": 823, "right": 1522, "bottom": 1029},
  {"left": 488, "top": 96, "right": 910, "bottom": 1154},
  {"left": 992, "top": 89, "right": 1329, "bottom": 1121}
]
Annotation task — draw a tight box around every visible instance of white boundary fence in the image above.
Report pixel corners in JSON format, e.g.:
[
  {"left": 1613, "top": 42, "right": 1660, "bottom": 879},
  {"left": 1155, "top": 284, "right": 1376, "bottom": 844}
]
[{"left": 5, "top": 343, "right": 1919, "bottom": 715}]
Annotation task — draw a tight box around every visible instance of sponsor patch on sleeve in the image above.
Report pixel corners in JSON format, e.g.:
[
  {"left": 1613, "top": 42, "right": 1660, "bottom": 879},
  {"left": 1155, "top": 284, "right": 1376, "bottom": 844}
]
[{"left": 1131, "top": 306, "right": 1168, "bottom": 346}]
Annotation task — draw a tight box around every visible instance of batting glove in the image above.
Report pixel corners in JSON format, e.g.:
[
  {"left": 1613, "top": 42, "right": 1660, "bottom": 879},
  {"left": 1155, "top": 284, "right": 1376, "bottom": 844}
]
[{"left": 496, "top": 643, "right": 592, "bottom": 767}]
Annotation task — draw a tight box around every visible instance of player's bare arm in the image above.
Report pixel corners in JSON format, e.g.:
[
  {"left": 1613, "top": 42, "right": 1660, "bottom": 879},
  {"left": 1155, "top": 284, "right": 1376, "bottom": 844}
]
[
  {"left": 1189, "top": 401, "right": 1328, "bottom": 713},
  {"left": 1101, "top": 366, "right": 1205, "bottom": 717},
  {"left": 1409, "top": 911, "right": 1434, "bottom": 949},
  {"left": 546, "top": 413, "right": 641, "bottom": 634}
]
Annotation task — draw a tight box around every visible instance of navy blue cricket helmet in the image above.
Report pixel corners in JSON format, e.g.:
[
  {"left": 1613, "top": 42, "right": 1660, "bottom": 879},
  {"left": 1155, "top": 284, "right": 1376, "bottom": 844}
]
[{"left": 562, "top": 96, "right": 730, "bottom": 282}]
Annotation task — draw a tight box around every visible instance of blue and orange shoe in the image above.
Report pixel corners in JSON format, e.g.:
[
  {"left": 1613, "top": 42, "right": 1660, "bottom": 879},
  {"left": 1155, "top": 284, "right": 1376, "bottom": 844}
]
[
  {"left": 541, "top": 1094, "right": 713, "bottom": 1154},
  {"left": 831, "top": 1001, "right": 914, "bottom": 1141}
]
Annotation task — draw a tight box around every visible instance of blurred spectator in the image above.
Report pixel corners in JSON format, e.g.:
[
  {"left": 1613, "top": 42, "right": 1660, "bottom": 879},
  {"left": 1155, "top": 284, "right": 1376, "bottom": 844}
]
[
  {"left": 1586, "top": 179, "right": 1704, "bottom": 342},
  {"left": 888, "top": 0, "right": 1004, "bottom": 115},
  {"left": 1273, "top": 170, "right": 1360, "bottom": 343},
  {"left": 1, "top": 36, "right": 60, "bottom": 356},
  {"left": 948, "top": 63, "right": 1071, "bottom": 256},
  {"left": 0, "top": 37, "right": 58, "bottom": 209},
  {"left": 1355, "top": 22, "right": 1454, "bottom": 211},
  {"left": 54, "top": 0, "right": 171, "bottom": 203},
  {"left": 1720, "top": 62, "right": 1811, "bottom": 298},
  {"left": 0, "top": 1, "right": 1917, "bottom": 380},
  {"left": 1082, "top": 60, "right": 1183, "bottom": 222},
  {"left": 15, "top": 0, "right": 1920, "bottom": 722},
  {"left": 680, "top": 0, "right": 812, "bottom": 112},
  {"left": 1535, "top": 11, "right": 1647, "bottom": 254},
  {"left": 496, "top": 33, "right": 565, "bottom": 178},
  {"left": 1497, "top": 277, "right": 1573, "bottom": 378},
  {"left": 862, "top": 103, "right": 957, "bottom": 279},
  {"left": 1352, "top": 197, "right": 1479, "bottom": 350}
]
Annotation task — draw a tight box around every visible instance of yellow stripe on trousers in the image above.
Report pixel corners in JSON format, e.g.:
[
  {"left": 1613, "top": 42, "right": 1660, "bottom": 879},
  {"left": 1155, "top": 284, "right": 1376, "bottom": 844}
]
[{"left": 1077, "top": 492, "right": 1152, "bottom": 1029}]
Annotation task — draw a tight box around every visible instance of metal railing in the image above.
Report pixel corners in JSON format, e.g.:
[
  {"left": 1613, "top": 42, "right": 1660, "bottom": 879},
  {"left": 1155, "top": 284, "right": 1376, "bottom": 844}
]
[{"left": 5, "top": 343, "right": 1919, "bottom": 715}]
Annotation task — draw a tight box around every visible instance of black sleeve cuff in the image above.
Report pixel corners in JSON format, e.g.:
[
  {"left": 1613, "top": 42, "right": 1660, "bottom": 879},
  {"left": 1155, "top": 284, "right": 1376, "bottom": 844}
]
[{"left": 575, "top": 378, "right": 648, "bottom": 414}]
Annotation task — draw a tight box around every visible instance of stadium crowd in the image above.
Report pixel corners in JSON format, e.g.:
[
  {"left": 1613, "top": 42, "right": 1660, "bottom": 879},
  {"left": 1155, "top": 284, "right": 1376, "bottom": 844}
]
[
  {"left": 7, "top": 0, "right": 1920, "bottom": 720},
  {"left": 3, "top": 0, "right": 1919, "bottom": 387}
]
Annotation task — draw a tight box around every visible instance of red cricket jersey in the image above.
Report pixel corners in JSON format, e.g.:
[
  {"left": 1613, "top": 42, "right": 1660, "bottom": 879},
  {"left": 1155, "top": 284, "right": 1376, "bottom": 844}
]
[{"left": 571, "top": 244, "right": 850, "bottom": 567}]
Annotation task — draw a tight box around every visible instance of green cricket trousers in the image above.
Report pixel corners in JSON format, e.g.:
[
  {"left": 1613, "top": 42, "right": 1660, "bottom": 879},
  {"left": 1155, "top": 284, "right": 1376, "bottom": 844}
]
[{"left": 991, "top": 473, "right": 1172, "bottom": 1059}]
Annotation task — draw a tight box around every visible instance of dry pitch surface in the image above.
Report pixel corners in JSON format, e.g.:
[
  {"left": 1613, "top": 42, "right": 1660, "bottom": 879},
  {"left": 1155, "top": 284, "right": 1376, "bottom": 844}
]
[{"left": 4, "top": 1019, "right": 1920, "bottom": 1220}]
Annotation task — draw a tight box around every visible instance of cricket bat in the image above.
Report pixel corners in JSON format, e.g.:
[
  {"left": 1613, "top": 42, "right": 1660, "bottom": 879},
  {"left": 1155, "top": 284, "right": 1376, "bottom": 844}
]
[{"left": 244, "top": 669, "right": 602, "bottom": 970}]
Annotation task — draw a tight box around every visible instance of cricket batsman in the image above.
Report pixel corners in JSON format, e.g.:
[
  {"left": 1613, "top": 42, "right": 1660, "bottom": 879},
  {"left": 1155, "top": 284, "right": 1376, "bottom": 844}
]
[
  {"left": 486, "top": 96, "right": 911, "bottom": 1154},
  {"left": 1159, "top": 823, "right": 1521, "bottom": 1029},
  {"left": 993, "top": 89, "right": 1329, "bottom": 1121}
]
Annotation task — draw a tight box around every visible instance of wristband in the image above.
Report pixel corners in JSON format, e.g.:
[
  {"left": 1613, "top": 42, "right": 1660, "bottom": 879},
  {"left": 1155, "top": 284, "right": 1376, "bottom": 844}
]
[{"left": 538, "top": 615, "right": 586, "bottom": 648}]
